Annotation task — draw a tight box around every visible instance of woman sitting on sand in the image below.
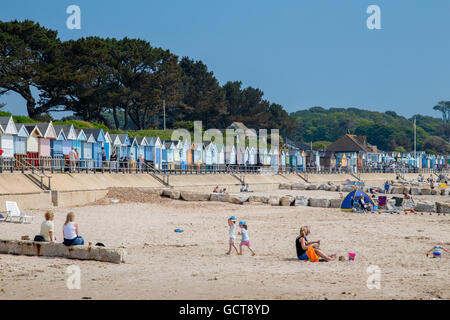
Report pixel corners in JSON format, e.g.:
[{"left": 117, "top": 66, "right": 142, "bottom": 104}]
[
  {"left": 63, "top": 212, "right": 85, "bottom": 246},
  {"left": 296, "top": 226, "right": 336, "bottom": 262}
]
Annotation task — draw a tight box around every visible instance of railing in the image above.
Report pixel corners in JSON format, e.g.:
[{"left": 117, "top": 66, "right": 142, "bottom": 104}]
[{"left": 0, "top": 156, "right": 449, "bottom": 177}]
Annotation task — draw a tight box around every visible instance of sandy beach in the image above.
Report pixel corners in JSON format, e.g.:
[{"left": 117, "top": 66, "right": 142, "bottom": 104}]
[{"left": 0, "top": 187, "right": 449, "bottom": 300}]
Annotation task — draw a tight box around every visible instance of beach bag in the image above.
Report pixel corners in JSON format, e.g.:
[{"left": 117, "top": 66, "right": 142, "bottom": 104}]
[{"left": 306, "top": 246, "right": 319, "bottom": 262}]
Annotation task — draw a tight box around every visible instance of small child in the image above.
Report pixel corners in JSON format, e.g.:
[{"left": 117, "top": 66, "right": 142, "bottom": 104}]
[
  {"left": 237, "top": 221, "right": 255, "bottom": 256},
  {"left": 426, "top": 242, "right": 449, "bottom": 258},
  {"left": 226, "top": 216, "right": 238, "bottom": 255}
]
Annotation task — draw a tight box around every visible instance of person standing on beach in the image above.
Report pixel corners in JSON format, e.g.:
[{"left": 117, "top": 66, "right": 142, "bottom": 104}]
[
  {"left": 226, "top": 216, "right": 238, "bottom": 255},
  {"left": 74, "top": 148, "right": 80, "bottom": 169},
  {"left": 237, "top": 221, "right": 255, "bottom": 256},
  {"left": 69, "top": 147, "right": 76, "bottom": 172}
]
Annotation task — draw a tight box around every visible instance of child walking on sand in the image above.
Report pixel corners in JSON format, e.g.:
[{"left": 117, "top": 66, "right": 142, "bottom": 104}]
[
  {"left": 226, "top": 216, "right": 239, "bottom": 255},
  {"left": 237, "top": 221, "right": 255, "bottom": 256},
  {"left": 426, "top": 242, "right": 449, "bottom": 258}
]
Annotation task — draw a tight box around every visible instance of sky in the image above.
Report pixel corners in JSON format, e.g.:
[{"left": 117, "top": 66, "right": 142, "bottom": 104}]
[{"left": 1, "top": 0, "right": 449, "bottom": 119}]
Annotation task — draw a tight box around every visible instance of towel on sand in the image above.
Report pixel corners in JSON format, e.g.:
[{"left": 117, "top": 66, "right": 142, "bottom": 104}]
[{"left": 306, "top": 246, "right": 319, "bottom": 262}]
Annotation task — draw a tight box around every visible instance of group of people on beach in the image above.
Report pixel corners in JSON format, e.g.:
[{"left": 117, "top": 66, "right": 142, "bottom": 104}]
[
  {"left": 34, "top": 211, "right": 85, "bottom": 246},
  {"left": 212, "top": 186, "right": 227, "bottom": 194},
  {"left": 226, "top": 216, "right": 255, "bottom": 256}
]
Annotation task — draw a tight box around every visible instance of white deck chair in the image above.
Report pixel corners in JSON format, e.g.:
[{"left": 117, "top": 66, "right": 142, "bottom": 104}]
[{"left": 5, "top": 201, "right": 34, "bottom": 224}]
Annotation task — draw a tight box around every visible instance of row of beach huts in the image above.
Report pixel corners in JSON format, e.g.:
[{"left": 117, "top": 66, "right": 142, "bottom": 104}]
[{"left": 0, "top": 117, "right": 448, "bottom": 172}]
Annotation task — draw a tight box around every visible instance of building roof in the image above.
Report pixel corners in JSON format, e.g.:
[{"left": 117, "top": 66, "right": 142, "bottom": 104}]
[{"left": 326, "top": 134, "right": 379, "bottom": 153}]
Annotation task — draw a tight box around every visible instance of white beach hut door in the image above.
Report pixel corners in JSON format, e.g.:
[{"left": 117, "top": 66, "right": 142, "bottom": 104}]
[{"left": 1, "top": 135, "right": 14, "bottom": 157}]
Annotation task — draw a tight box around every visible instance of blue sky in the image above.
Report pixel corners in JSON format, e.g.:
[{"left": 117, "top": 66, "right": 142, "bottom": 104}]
[{"left": 1, "top": 0, "right": 449, "bottom": 119}]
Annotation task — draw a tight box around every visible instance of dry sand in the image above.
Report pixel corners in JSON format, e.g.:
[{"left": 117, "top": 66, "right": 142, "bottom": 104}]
[{"left": 0, "top": 188, "right": 449, "bottom": 300}]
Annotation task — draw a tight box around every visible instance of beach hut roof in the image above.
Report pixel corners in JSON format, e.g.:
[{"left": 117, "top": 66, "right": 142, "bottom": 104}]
[
  {"left": 53, "top": 124, "right": 77, "bottom": 140},
  {"left": 82, "top": 128, "right": 106, "bottom": 142},
  {"left": 136, "top": 136, "right": 148, "bottom": 146},
  {"left": 108, "top": 134, "right": 122, "bottom": 146},
  {"left": 75, "top": 129, "right": 87, "bottom": 141},
  {"left": 104, "top": 131, "right": 112, "bottom": 144},
  {"left": 31, "top": 122, "right": 57, "bottom": 139},
  {"left": 162, "top": 140, "right": 175, "bottom": 149},
  {"left": 23, "top": 124, "right": 43, "bottom": 137},
  {"left": 0, "top": 116, "right": 18, "bottom": 135},
  {"left": 14, "top": 123, "right": 29, "bottom": 138},
  {"left": 54, "top": 127, "right": 67, "bottom": 141}
]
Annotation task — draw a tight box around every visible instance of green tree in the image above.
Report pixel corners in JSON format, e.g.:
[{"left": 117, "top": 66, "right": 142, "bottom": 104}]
[
  {"left": 178, "top": 57, "right": 226, "bottom": 129},
  {"left": 0, "top": 20, "right": 61, "bottom": 118}
]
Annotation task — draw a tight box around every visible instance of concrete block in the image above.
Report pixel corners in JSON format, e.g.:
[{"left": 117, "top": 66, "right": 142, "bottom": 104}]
[
  {"left": 308, "top": 198, "right": 330, "bottom": 208},
  {"left": 180, "top": 191, "right": 210, "bottom": 201},
  {"left": 280, "top": 195, "right": 295, "bottom": 206},
  {"left": 0, "top": 239, "right": 125, "bottom": 264}
]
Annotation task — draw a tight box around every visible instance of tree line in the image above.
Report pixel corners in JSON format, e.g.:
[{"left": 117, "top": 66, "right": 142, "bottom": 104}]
[{"left": 0, "top": 20, "right": 297, "bottom": 137}]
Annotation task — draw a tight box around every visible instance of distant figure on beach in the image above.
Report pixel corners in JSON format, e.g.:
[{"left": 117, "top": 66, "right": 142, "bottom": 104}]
[
  {"left": 240, "top": 184, "right": 250, "bottom": 192},
  {"left": 74, "top": 148, "right": 80, "bottom": 168},
  {"left": 339, "top": 193, "right": 344, "bottom": 200},
  {"left": 101, "top": 147, "right": 106, "bottom": 164},
  {"left": 63, "top": 212, "right": 84, "bottom": 246},
  {"left": 213, "top": 186, "right": 219, "bottom": 193},
  {"left": 69, "top": 147, "right": 77, "bottom": 171},
  {"left": 34, "top": 210, "right": 56, "bottom": 243},
  {"left": 237, "top": 221, "right": 255, "bottom": 256},
  {"left": 426, "top": 242, "right": 449, "bottom": 258},
  {"left": 226, "top": 216, "right": 238, "bottom": 255},
  {"left": 222, "top": 188, "right": 227, "bottom": 194},
  {"left": 358, "top": 194, "right": 371, "bottom": 212},
  {"left": 384, "top": 181, "right": 390, "bottom": 194},
  {"left": 296, "top": 226, "right": 335, "bottom": 262}
]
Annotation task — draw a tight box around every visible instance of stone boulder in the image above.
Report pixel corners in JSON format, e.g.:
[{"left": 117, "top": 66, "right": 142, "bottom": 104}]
[
  {"left": 291, "top": 183, "right": 307, "bottom": 190},
  {"left": 280, "top": 195, "right": 295, "bottom": 206},
  {"left": 294, "top": 196, "right": 309, "bottom": 206},
  {"left": 413, "top": 201, "right": 436, "bottom": 213},
  {"left": 210, "top": 193, "right": 231, "bottom": 202},
  {"left": 180, "top": 191, "right": 210, "bottom": 201},
  {"left": 279, "top": 183, "right": 291, "bottom": 190},
  {"left": 138, "top": 188, "right": 165, "bottom": 196},
  {"left": 420, "top": 188, "right": 431, "bottom": 195},
  {"left": 306, "top": 184, "right": 318, "bottom": 190},
  {"left": 269, "top": 196, "right": 280, "bottom": 206},
  {"left": 162, "top": 189, "right": 181, "bottom": 200},
  {"left": 431, "top": 189, "right": 438, "bottom": 195},
  {"left": 436, "top": 202, "right": 450, "bottom": 214},
  {"left": 308, "top": 198, "right": 330, "bottom": 208},
  {"left": 227, "top": 194, "right": 249, "bottom": 205},
  {"left": 318, "top": 184, "right": 328, "bottom": 190},
  {"left": 341, "top": 185, "right": 355, "bottom": 193},
  {"left": 248, "top": 195, "right": 269, "bottom": 204},
  {"left": 390, "top": 187, "right": 404, "bottom": 194},
  {"left": 410, "top": 187, "right": 421, "bottom": 195},
  {"left": 329, "top": 199, "right": 342, "bottom": 208}
]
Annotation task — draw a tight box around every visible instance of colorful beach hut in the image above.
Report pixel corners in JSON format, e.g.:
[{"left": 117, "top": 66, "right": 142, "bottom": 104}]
[
  {"left": 225, "top": 145, "right": 236, "bottom": 165},
  {"left": 73, "top": 129, "right": 87, "bottom": 162},
  {"left": 0, "top": 116, "right": 18, "bottom": 159},
  {"left": 23, "top": 124, "right": 43, "bottom": 166},
  {"left": 13, "top": 123, "right": 29, "bottom": 165},
  {"left": 83, "top": 129, "right": 107, "bottom": 168}
]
